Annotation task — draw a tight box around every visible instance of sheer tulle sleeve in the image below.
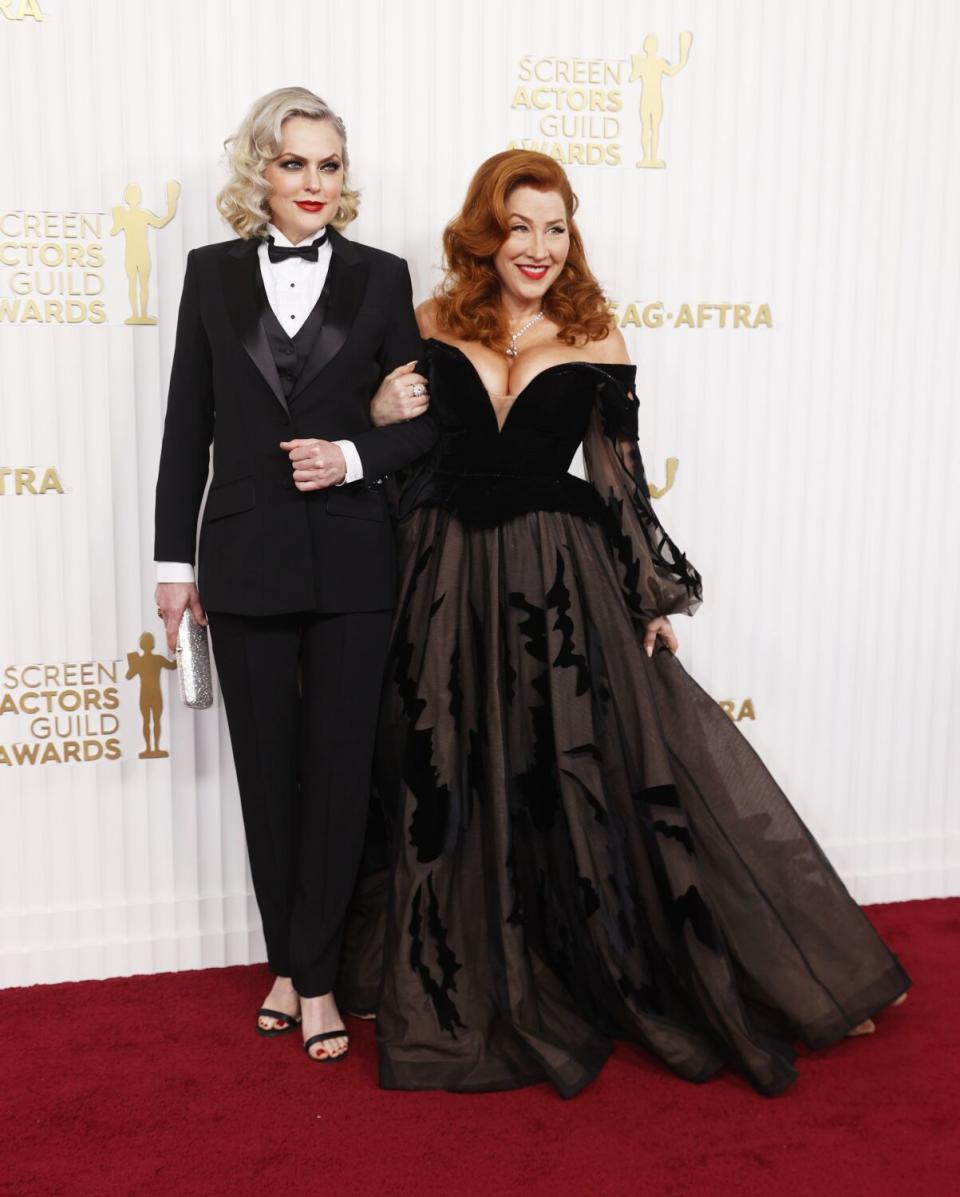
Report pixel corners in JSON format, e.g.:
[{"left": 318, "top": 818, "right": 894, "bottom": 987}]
[{"left": 582, "top": 366, "right": 703, "bottom": 624}]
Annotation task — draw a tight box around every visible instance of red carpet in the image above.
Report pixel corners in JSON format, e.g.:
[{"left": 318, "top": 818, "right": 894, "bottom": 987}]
[{"left": 2, "top": 898, "right": 957, "bottom": 1197}]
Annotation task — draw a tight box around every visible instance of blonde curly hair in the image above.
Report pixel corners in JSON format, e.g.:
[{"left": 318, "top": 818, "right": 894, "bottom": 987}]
[{"left": 216, "top": 86, "right": 360, "bottom": 239}]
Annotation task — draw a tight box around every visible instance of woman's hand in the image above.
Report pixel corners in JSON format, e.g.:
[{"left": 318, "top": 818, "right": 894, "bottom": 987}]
[
  {"left": 155, "top": 582, "right": 206, "bottom": 653},
  {"left": 370, "top": 361, "right": 430, "bottom": 427},
  {"left": 643, "top": 615, "right": 679, "bottom": 658},
  {"left": 279, "top": 439, "right": 347, "bottom": 491}
]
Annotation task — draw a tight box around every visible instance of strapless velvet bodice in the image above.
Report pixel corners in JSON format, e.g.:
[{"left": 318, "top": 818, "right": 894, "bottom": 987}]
[{"left": 401, "top": 339, "right": 637, "bottom": 527}]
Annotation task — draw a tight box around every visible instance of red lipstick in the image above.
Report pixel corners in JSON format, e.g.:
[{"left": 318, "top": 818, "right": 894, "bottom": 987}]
[{"left": 295, "top": 201, "right": 325, "bottom": 212}]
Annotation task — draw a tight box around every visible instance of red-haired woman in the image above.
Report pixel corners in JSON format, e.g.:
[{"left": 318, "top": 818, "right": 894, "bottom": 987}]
[{"left": 348, "top": 151, "right": 909, "bottom": 1097}]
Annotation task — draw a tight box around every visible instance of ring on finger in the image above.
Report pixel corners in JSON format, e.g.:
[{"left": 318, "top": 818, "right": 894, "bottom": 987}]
[{"left": 411, "top": 382, "right": 425, "bottom": 398}]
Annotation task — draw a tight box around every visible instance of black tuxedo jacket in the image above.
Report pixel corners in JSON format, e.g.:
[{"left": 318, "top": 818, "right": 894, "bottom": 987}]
[{"left": 154, "top": 227, "right": 436, "bottom": 615}]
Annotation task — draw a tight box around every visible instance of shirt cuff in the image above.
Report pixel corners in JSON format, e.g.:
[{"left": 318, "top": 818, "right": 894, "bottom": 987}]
[
  {"left": 334, "top": 439, "right": 363, "bottom": 485},
  {"left": 157, "top": 562, "right": 196, "bottom": 584}
]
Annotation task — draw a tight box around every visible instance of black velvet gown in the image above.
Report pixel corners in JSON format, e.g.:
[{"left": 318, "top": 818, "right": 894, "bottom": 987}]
[{"left": 339, "top": 337, "right": 911, "bottom": 1098}]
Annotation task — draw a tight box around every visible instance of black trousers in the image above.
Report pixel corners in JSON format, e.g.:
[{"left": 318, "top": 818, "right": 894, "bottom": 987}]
[{"left": 208, "top": 609, "right": 393, "bottom": 997}]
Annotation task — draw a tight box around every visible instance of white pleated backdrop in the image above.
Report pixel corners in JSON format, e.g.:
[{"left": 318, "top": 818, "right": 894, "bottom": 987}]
[{"left": 0, "top": 0, "right": 957, "bottom": 988}]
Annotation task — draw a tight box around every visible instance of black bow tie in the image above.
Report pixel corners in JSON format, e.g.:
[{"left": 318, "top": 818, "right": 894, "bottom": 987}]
[{"left": 266, "top": 230, "right": 328, "bottom": 264}]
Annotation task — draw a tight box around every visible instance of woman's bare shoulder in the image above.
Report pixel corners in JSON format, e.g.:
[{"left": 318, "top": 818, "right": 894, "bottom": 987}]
[
  {"left": 586, "top": 323, "right": 632, "bottom": 365},
  {"left": 415, "top": 297, "right": 440, "bottom": 339}
]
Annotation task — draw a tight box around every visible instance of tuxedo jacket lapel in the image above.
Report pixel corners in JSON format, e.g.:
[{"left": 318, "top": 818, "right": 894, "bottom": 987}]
[
  {"left": 221, "top": 239, "right": 289, "bottom": 418},
  {"left": 291, "top": 227, "right": 370, "bottom": 401}
]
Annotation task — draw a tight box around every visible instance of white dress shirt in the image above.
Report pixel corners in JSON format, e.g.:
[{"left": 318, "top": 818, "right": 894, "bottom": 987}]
[
  {"left": 259, "top": 221, "right": 333, "bottom": 335},
  {"left": 157, "top": 223, "right": 364, "bottom": 584}
]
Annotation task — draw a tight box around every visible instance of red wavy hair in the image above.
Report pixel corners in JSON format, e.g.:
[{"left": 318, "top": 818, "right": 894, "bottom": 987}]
[{"left": 433, "top": 150, "right": 611, "bottom": 348}]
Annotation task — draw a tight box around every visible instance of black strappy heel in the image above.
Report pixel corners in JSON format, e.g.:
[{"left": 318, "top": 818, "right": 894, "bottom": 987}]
[
  {"left": 255, "top": 1007, "right": 302, "bottom": 1037},
  {"left": 303, "top": 1028, "right": 350, "bottom": 1063}
]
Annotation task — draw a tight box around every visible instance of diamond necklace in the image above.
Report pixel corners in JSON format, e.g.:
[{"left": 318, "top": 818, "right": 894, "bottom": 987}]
[{"left": 505, "top": 310, "right": 544, "bottom": 359}]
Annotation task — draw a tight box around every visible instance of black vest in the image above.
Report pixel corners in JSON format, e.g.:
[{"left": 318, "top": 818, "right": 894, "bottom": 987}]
[{"left": 253, "top": 254, "right": 339, "bottom": 399}]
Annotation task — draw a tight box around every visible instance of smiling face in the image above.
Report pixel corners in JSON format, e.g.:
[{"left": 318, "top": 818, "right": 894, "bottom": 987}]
[
  {"left": 263, "top": 116, "right": 345, "bottom": 244},
  {"left": 492, "top": 186, "right": 571, "bottom": 312}
]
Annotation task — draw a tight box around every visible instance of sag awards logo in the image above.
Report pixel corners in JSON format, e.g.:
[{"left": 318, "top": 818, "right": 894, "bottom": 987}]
[
  {"left": 0, "top": 0, "right": 43, "bottom": 20},
  {"left": 0, "top": 465, "right": 63, "bottom": 495},
  {"left": 609, "top": 300, "right": 773, "bottom": 331},
  {"left": 125, "top": 632, "right": 176, "bottom": 758},
  {"left": 111, "top": 181, "right": 181, "bottom": 324},
  {"left": 0, "top": 630, "right": 180, "bottom": 767},
  {"left": 508, "top": 33, "right": 693, "bottom": 168},
  {"left": 719, "top": 699, "right": 756, "bottom": 723},
  {"left": 0, "top": 180, "right": 180, "bottom": 326},
  {"left": 648, "top": 458, "right": 677, "bottom": 499}
]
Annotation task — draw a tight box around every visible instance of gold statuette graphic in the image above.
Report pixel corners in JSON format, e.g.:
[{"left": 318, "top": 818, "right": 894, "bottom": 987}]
[
  {"left": 110, "top": 180, "right": 180, "bottom": 324},
  {"left": 647, "top": 457, "right": 679, "bottom": 499},
  {"left": 125, "top": 632, "right": 176, "bottom": 759},
  {"left": 630, "top": 33, "right": 693, "bottom": 169}
]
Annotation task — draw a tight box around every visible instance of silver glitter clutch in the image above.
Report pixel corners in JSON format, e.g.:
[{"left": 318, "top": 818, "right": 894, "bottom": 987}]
[{"left": 176, "top": 610, "right": 214, "bottom": 709}]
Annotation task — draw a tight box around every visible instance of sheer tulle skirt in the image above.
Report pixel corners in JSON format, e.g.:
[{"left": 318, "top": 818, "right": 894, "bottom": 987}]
[{"left": 339, "top": 504, "right": 910, "bottom": 1097}]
